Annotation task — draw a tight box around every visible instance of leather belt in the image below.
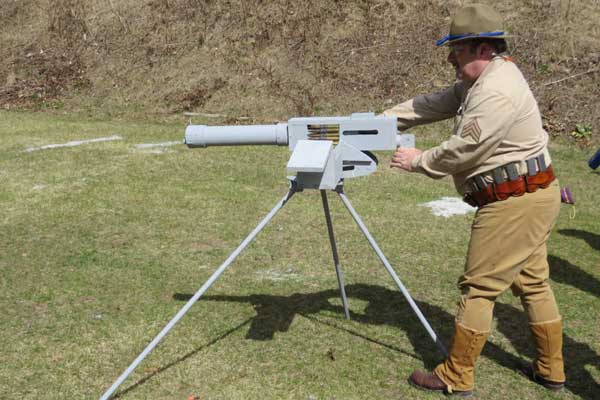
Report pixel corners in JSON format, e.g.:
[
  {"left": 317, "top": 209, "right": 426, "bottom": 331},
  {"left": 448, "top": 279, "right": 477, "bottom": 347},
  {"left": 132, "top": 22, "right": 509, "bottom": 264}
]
[
  {"left": 463, "top": 165, "right": 556, "bottom": 208},
  {"left": 475, "top": 148, "right": 552, "bottom": 183}
]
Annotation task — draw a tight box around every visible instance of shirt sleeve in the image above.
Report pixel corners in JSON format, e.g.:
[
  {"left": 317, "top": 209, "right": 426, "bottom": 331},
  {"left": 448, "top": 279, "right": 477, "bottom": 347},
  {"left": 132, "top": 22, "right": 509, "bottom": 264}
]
[
  {"left": 413, "top": 89, "right": 516, "bottom": 178},
  {"left": 382, "top": 82, "right": 466, "bottom": 129}
]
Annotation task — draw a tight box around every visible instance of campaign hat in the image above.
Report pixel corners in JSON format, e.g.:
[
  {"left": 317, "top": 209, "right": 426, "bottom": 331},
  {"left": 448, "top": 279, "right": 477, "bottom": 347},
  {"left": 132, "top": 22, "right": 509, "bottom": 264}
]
[{"left": 436, "top": 4, "right": 506, "bottom": 46}]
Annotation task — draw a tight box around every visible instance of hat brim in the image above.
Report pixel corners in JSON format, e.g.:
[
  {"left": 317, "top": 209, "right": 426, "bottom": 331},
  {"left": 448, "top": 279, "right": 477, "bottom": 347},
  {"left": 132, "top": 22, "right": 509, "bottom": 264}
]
[{"left": 436, "top": 31, "right": 507, "bottom": 46}]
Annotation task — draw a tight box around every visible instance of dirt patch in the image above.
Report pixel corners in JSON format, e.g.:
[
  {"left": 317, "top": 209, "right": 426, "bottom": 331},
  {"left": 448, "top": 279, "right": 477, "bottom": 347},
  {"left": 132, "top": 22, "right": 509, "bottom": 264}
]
[
  {"left": 0, "top": 48, "right": 89, "bottom": 109},
  {"left": 165, "top": 78, "right": 227, "bottom": 112}
]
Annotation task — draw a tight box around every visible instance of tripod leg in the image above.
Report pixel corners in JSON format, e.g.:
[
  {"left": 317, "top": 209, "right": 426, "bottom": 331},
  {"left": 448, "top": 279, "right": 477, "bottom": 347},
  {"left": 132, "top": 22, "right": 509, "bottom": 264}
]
[
  {"left": 321, "top": 190, "right": 351, "bottom": 320},
  {"left": 337, "top": 191, "right": 447, "bottom": 357},
  {"left": 100, "top": 189, "right": 296, "bottom": 400}
]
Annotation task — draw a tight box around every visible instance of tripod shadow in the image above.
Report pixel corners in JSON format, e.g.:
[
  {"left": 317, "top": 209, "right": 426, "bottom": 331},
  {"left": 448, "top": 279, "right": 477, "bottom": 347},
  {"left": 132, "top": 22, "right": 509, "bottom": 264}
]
[
  {"left": 548, "top": 255, "right": 600, "bottom": 298},
  {"left": 174, "top": 284, "right": 517, "bottom": 370},
  {"left": 112, "top": 318, "right": 253, "bottom": 399},
  {"left": 176, "top": 284, "right": 458, "bottom": 367},
  {"left": 494, "top": 302, "right": 600, "bottom": 400},
  {"left": 559, "top": 229, "right": 600, "bottom": 252},
  {"left": 176, "top": 284, "right": 600, "bottom": 398}
]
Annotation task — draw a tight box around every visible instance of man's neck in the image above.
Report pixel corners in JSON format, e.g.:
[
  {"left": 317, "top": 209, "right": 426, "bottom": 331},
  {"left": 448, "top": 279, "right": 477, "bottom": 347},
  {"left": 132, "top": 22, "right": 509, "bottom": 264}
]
[{"left": 463, "top": 59, "right": 493, "bottom": 84}]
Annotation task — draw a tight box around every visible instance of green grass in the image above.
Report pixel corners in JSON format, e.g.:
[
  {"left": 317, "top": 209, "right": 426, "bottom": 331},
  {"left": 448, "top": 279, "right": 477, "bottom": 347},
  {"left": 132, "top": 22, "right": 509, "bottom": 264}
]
[{"left": 1, "top": 110, "right": 598, "bottom": 399}]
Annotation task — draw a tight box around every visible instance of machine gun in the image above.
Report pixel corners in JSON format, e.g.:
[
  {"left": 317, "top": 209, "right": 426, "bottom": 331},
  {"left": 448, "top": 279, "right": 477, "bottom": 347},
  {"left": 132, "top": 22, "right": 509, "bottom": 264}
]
[
  {"left": 184, "top": 112, "right": 415, "bottom": 189},
  {"left": 100, "top": 113, "right": 444, "bottom": 400}
]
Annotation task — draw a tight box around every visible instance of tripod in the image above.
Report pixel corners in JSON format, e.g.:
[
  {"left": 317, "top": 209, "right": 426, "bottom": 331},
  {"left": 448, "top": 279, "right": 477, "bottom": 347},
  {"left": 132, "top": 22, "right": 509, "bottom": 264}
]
[{"left": 100, "top": 179, "right": 447, "bottom": 400}]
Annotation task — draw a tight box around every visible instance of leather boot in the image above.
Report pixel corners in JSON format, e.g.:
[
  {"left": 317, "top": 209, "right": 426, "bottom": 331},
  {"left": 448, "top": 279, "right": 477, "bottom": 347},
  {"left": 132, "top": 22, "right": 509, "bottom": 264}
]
[
  {"left": 408, "top": 370, "right": 473, "bottom": 397},
  {"left": 527, "top": 319, "right": 565, "bottom": 386},
  {"left": 432, "top": 323, "right": 489, "bottom": 393},
  {"left": 519, "top": 364, "right": 564, "bottom": 391}
]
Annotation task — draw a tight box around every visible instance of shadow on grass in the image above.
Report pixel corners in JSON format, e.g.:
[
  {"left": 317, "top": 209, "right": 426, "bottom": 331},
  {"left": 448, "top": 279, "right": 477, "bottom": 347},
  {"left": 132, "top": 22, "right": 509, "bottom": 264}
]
[
  {"left": 559, "top": 229, "right": 600, "bottom": 252},
  {"left": 548, "top": 254, "right": 600, "bottom": 298},
  {"left": 494, "top": 302, "right": 600, "bottom": 400},
  {"left": 112, "top": 317, "right": 252, "bottom": 399},
  {"left": 163, "top": 284, "right": 598, "bottom": 399},
  {"left": 184, "top": 285, "right": 520, "bottom": 371},
  {"left": 176, "top": 284, "right": 454, "bottom": 366}
]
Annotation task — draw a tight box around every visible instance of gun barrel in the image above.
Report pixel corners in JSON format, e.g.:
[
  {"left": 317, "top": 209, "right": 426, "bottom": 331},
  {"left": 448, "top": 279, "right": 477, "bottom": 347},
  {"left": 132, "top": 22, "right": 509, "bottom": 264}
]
[{"left": 185, "top": 123, "right": 289, "bottom": 148}]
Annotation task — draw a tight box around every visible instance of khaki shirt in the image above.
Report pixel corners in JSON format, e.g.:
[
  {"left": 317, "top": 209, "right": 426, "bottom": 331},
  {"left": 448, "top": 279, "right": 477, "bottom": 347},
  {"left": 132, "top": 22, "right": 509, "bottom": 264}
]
[{"left": 383, "top": 56, "right": 550, "bottom": 195}]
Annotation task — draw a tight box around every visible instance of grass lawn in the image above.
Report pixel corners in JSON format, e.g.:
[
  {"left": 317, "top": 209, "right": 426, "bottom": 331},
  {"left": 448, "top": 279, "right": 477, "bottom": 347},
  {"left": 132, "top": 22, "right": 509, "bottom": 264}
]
[{"left": 1, "top": 110, "right": 598, "bottom": 399}]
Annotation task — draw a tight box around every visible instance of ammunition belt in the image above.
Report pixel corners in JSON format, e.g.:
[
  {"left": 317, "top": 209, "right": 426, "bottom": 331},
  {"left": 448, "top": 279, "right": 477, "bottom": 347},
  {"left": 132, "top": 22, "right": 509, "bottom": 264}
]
[{"left": 463, "top": 156, "right": 556, "bottom": 208}]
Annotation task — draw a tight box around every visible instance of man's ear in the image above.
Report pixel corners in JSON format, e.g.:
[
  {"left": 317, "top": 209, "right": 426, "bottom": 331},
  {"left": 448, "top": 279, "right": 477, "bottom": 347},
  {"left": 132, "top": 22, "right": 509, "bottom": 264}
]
[{"left": 479, "top": 43, "right": 495, "bottom": 58}]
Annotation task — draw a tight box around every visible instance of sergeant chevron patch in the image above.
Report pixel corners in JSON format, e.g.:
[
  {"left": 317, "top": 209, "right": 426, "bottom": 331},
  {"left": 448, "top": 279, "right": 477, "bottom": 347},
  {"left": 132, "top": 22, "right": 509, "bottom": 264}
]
[{"left": 461, "top": 119, "right": 481, "bottom": 142}]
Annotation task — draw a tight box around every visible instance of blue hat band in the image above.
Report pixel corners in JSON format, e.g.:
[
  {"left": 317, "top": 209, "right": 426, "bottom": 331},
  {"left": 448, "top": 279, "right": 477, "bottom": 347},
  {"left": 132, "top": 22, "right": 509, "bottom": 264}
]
[{"left": 436, "top": 31, "right": 505, "bottom": 46}]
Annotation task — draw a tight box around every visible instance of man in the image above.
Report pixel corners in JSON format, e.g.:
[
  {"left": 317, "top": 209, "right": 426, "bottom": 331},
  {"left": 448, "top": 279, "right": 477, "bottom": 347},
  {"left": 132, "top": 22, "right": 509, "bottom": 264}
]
[{"left": 384, "top": 4, "right": 565, "bottom": 397}]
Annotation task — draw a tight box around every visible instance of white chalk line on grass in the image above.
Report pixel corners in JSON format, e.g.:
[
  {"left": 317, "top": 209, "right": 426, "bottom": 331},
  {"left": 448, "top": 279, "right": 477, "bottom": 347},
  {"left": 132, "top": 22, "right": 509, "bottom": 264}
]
[
  {"left": 420, "top": 196, "right": 476, "bottom": 218},
  {"left": 134, "top": 141, "right": 181, "bottom": 149},
  {"left": 134, "top": 141, "right": 181, "bottom": 154},
  {"left": 23, "top": 137, "right": 183, "bottom": 154},
  {"left": 24, "top": 135, "right": 123, "bottom": 152}
]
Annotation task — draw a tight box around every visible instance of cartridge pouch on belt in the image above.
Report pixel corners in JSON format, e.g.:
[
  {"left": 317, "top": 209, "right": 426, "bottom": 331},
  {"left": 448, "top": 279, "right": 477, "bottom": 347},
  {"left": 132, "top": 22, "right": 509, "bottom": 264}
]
[{"left": 464, "top": 153, "right": 555, "bottom": 208}]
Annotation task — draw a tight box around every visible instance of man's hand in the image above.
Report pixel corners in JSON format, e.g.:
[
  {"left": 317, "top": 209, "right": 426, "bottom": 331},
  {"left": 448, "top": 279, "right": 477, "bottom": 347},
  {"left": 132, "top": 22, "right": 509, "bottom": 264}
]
[{"left": 390, "top": 146, "right": 422, "bottom": 172}]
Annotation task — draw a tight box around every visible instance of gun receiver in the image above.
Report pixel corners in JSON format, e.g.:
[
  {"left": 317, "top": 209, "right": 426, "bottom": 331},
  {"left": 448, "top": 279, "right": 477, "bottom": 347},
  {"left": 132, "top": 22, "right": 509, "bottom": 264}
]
[{"left": 185, "top": 112, "right": 414, "bottom": 190}]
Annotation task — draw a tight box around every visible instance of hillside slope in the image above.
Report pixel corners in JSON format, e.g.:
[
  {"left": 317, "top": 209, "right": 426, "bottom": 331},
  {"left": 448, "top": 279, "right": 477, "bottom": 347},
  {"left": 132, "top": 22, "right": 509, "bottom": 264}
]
[{"left": 0, "top": 0, "right": 598, "bottom": 142}]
